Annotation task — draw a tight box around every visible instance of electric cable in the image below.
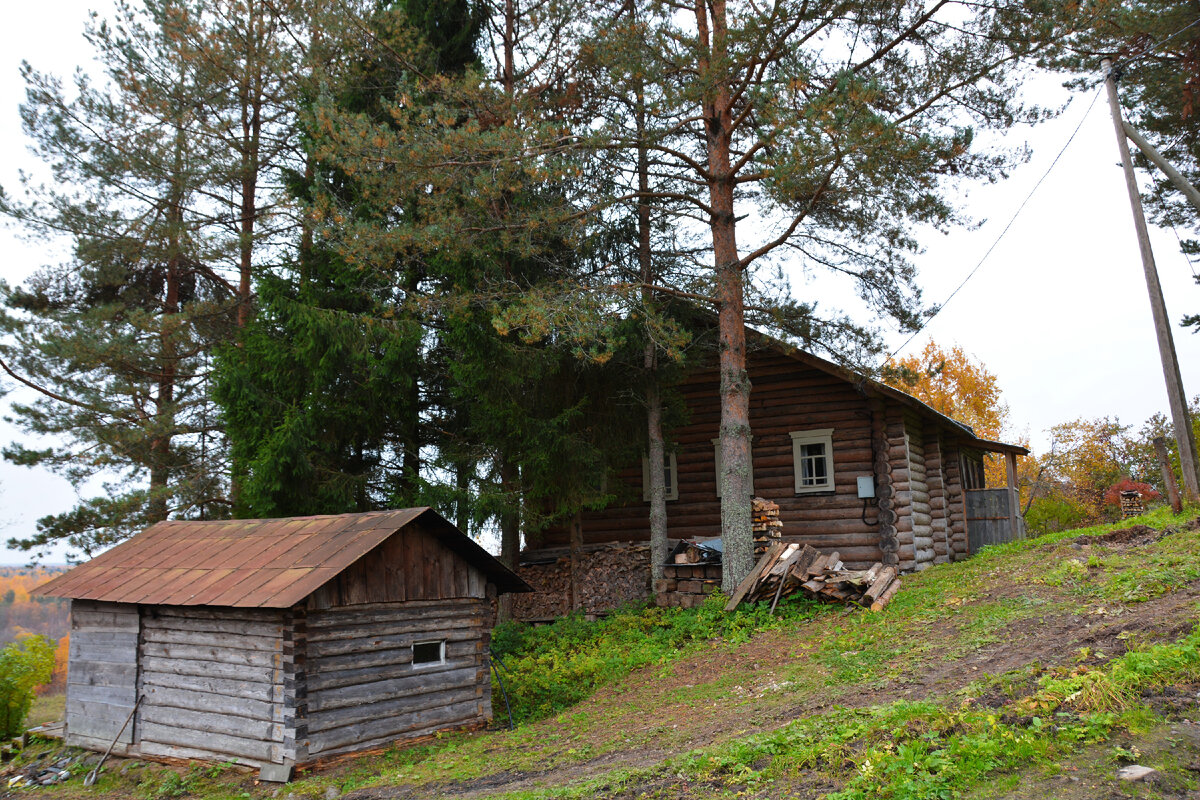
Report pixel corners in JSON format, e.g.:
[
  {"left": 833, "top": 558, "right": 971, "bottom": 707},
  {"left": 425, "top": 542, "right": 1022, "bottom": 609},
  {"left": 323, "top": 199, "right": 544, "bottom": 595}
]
[{"left": 888, "top": 86, "right": 1105, "bottom": 359}]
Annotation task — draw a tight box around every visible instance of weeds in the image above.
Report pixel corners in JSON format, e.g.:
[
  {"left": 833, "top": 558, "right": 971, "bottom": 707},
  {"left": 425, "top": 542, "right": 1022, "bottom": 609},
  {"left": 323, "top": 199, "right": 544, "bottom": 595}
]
[{"left": 491, "top": 593, "right": 826, "bottom": 722}]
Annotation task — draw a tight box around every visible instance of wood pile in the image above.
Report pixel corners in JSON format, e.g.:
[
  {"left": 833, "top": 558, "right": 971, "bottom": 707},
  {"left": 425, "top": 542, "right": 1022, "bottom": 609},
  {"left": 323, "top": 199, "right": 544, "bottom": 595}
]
[
  {"left": 724, "top": 541, "right": 901, "bottom": 613},
  {"left": 752, "top": 497, "right": 783, "bottom": 556},
  {"left": 1120, "top": 490, "right": 1144, "bottom": 519},
  {"left": 513, "top": 543, "right": 652, "bottom": 620}
]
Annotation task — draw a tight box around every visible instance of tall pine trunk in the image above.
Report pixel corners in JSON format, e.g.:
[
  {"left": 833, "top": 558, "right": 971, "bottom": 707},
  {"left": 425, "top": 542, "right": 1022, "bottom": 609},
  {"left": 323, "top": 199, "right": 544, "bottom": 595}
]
[
  {"left": 497, "top": 456, "right": 521, "bottom": 622},
  {"left": 696, "top": 0, "right": 753, "bottom": 591},
  {"left": 635, "top": 69, "right": 668, "bottom": 581}
]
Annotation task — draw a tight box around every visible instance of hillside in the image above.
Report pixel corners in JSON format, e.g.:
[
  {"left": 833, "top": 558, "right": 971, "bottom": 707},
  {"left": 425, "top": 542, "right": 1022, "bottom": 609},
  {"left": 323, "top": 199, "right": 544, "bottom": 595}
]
[{"left": 9, "top": 509, "right": 1200, "bottom": 799}]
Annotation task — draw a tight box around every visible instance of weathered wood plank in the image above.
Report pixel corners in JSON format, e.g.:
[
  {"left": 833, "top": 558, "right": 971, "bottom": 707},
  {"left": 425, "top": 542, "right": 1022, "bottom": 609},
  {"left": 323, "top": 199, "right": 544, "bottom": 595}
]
[
  {"left": 307, "top": 684, "right": 479, "bottom": 732},
  {"left": 137, "top": 721, "right": 283, "bottom": 763},
  {"left": 307, "top": 666, "right": 481, "bottom": 714},
  {"left": 308, "top": 626, "right": 482, "bottom": 661},
  {"left": 67, "top": 661, "right": 137, "bottom": 689},
  {"left": 140, "top": 655, "right": 279, "bottom": 683},
  {"left": 136, "top": 740, "right": 272, "bottom": 768},
  {"left": 140, "top": 618, "right": 283, "bottom": 642},
  {"left": 140, "top": 671, "right": 284, "bottom": 703},
  {"left": 139, "top": 704, "right": 283, "bottom": 742},
  {"left": 306, "top": 616, "right": 484, "bottom": 649},
  {"left": 140, "top": 684, "right": 280, "bottom": 722},
  {"left": 141, "top": 641, "right": 280, "bottom": 668},
  {"left": 307, "top": 700, "right": 483, "bottom": 754}
]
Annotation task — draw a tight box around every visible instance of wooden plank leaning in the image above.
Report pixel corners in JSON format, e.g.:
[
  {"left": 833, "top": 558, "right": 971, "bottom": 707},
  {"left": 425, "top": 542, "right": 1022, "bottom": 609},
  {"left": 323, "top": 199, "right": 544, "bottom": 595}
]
[{"left": 724, "top": 542, "right": 785, "bottom": 611}]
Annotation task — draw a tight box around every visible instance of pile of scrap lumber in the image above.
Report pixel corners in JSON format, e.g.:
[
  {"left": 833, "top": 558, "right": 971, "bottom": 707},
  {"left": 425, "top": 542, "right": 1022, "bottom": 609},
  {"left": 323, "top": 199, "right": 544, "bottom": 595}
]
[
  {"left": 752, "top": 497, "right": 783, "bottom": 555},
  {"left": 724, "top": 541, "right": 900, "bottom": 613}
]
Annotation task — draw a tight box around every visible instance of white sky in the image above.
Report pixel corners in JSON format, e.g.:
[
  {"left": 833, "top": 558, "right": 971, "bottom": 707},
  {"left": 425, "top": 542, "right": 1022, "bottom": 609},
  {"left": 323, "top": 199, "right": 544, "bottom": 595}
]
[{"left": 0, "top": 4, "right": 1197, "bottom": 564}]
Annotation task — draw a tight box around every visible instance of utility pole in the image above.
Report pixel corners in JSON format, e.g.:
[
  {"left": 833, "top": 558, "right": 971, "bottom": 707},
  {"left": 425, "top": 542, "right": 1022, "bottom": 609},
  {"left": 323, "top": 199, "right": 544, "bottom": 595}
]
[{"left": 1103, "top": 57, "right": 1200, "bottom": 503}]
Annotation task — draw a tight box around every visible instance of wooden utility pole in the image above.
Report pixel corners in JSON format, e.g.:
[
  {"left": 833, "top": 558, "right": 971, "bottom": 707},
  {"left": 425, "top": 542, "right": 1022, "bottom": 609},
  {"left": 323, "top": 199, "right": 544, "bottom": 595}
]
[{"left": 1104, "top": 58, "right": 1200, "bottom": 503}]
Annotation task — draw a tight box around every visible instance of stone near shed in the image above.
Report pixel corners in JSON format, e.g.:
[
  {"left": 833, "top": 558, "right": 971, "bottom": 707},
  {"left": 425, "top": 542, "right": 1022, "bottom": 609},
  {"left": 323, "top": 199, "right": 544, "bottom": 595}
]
[
  {"left": 258, "top": 761, "right": 294, "bottom": 784},
  {"left": 1117, "top": 764, "right": 1157, "bottom": 782},
  {"left": 324, "top": 785, "right": 341, "bottom": 800}
]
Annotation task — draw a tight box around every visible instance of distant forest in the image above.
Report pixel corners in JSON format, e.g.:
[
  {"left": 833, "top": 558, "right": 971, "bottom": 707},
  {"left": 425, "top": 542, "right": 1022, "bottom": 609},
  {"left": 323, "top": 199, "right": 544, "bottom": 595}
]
[{"left": 0, "top": 567, "right": 69, "bottom": 644}]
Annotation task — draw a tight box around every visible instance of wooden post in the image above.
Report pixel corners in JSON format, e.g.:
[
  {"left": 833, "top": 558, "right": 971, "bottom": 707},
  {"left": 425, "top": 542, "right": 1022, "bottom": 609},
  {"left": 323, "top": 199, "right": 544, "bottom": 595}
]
[
  {"left": 1104, "top": 58, "right": 1200, "bottom": 503},
  {"left": 1004, "top": 451, "right": 1021, "bottom": 540},
  {"left": 1154, "top": 436, "right": 1184, "bottom": 513}
]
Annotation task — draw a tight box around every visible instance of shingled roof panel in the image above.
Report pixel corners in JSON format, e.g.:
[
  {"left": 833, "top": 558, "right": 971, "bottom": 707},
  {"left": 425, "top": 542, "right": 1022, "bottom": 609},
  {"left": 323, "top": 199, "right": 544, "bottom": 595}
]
[{"left": 31, "top": 508, "right": 530, "bottom": 607}]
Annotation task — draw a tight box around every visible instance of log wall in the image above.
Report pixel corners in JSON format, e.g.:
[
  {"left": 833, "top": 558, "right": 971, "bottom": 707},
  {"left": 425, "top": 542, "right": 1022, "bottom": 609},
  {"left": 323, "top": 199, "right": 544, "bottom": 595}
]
[
  {"left": 943, "top": 440, "right": 968, "bottom": 561},
  {"left": 540, "top": 352, "right": 885, "bottom": 567},
  {"left": 303, "top": 599, "right": 491, "bottom": 759},
  {"left": 65, "top": 600, "right": 139, "bottom": 754},
  {"left": 926, "top": 433, "right": 950, "bottom": 565},
  {"left": 886, "top": 405, "right": 915, "bottom": 572},
  {"left": 134, "top": 606, "right": 287, "bottom": 767},
  {"left": 905, "top": 415, "right": 936, "bottom": 571}
]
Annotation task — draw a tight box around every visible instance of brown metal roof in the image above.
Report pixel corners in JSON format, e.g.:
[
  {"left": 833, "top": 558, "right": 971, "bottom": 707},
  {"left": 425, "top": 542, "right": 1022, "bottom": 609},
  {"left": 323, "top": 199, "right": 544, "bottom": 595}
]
[{"left": 32, "top": 508, "right": 530, "bottom": 607}]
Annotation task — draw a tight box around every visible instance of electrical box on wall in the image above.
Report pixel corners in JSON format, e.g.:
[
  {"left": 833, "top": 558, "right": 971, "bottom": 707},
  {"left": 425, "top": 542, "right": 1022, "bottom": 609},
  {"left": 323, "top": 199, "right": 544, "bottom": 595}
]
[{"left": 857, "top": 476, "right": 875, "bottom": 499}]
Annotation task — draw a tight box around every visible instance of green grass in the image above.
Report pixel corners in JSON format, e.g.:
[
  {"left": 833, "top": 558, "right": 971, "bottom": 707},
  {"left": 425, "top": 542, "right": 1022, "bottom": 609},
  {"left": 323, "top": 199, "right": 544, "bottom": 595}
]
[
  {"left": 491, "top": 592, "right": 829, "bottom": 723},
  {"left": 26, "top": 692, "right": 65, "bottom": 728}
]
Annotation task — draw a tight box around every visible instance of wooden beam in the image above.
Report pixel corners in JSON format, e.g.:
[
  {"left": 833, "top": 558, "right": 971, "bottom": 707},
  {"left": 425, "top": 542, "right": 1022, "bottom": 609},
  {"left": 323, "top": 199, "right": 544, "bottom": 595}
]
[{"left": 1005, "top": 451, "right": 1020, "bottom": 541}]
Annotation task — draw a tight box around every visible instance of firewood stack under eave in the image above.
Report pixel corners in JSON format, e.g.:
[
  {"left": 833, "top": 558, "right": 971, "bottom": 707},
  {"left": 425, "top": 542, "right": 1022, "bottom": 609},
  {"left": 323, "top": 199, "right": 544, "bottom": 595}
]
[
  {"left": 752, "top": 497, "right": 783, "bottom": 556},
  {"left": 724, "top": 541, "right": 901, "bottom": 613}
]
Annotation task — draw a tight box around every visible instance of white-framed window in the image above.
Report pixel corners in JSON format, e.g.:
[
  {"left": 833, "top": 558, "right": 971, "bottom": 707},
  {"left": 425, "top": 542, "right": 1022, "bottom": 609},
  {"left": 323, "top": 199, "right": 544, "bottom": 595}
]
[
  {"left": 412, "top": 639, "right": 446, "bottom": 668},
  {"left": 642, "top": 452, "right": 679, "bottom": 501},
  {"left": 712, "top": 438, "right": 754, "bottom": 498},
  {"left": 790, "top": 428, "right": 834, "bottom": 494}
]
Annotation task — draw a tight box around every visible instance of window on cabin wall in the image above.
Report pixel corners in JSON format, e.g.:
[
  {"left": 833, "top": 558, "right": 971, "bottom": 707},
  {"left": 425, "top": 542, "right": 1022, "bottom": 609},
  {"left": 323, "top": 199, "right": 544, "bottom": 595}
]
[
  {"left": 641, "top": 452, "right": 679, "bottom": 501},
  {"left": 712, "top": 438, "right": 754, "bottom": 498},
  {"left": 790, "top": 429, "right": 834, "bottom": 493},
  {"left": 412, "top": 639, "right": 446, "bottom": 667}
]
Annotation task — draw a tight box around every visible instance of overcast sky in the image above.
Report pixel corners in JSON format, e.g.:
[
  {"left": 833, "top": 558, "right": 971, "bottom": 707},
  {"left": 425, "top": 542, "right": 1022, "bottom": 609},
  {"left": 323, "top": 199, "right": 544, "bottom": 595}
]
[{"left": 1, "top": 3, "right": 1197, "bottom": 564}]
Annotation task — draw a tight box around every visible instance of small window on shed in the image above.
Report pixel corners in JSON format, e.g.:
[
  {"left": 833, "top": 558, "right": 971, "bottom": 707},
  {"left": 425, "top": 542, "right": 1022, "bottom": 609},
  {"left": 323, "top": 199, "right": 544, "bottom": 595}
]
[
  {"left": 641, "top": 452, "right": 679, "bottom": 502},
  {"left": 412, "top": 640, "right": 445, "bottom": 667}
]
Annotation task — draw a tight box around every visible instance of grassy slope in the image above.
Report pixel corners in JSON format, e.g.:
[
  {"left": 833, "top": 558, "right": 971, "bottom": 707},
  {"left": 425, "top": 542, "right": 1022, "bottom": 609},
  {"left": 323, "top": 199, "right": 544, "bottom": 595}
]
[{"left": 14, "top": 508, "right": 1200, "bottom": 800}]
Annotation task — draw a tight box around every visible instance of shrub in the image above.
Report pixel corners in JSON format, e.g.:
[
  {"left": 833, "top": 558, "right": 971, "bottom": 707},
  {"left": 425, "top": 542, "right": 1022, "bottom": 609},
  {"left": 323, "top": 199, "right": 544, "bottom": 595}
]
[
  {"left": 0, "top": 635, "right": 56, "bottom": 737},
  {"left": 1025, "top": 493, "right": 1093, "bottom": 536}
]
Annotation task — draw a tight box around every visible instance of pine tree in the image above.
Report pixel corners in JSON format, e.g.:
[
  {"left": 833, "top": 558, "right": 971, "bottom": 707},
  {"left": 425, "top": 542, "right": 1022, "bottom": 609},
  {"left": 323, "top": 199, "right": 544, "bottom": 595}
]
[
  {"left": 0, "top": 0, "right": 237, "bottom": 556},
  {"left": 582, "top": 0, "right": 1068, "bottom": 588}
]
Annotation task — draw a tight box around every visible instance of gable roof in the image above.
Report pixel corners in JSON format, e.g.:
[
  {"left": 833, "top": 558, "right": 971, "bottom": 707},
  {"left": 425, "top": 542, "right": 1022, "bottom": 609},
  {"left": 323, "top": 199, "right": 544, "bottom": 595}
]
[
  {"left": 32, "top": 507, "right": 530, "bottom": 607},
  {"left": 749, "top": 331, "right": 1029, "bottom": 456}
]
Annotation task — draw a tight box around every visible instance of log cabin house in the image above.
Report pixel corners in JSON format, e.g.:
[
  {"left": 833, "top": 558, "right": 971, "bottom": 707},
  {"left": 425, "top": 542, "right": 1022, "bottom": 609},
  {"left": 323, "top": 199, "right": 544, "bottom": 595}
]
[
  {"left": 513, "top": 339, "right": 1027, "bottom": 619},
  {"left": 33, "top": 508, "right": 529, "bottom": 778}
]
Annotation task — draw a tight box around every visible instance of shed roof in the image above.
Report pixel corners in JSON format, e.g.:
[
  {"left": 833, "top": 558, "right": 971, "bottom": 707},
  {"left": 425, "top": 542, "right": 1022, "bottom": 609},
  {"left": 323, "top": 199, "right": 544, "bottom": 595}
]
[{"left": 32, "top": 508, "right": 530, "bottom": 607}]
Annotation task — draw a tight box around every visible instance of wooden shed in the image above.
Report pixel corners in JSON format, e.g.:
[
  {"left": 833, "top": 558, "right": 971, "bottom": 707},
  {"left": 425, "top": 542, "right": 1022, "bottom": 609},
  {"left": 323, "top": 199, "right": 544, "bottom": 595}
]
[{"left": 32, "top": 508, "right": 529, "bottom": 775}]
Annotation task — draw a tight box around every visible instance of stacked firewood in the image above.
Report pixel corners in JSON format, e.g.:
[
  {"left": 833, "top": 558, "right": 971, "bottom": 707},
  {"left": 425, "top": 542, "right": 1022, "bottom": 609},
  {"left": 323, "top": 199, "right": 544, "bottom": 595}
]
[
  {"left": 724, "top": 541, "right": 900, "bottom": 613},
  {"left": 752, "top": 497, "right": 783, "bottom": 555}
]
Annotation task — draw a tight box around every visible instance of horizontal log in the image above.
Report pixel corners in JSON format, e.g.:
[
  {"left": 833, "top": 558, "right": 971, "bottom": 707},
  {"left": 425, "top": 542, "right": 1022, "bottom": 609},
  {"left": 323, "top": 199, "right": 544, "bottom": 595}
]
[
  {"left": 67, "top": 661, "right": 137, "bottom": 689},
  {"left": 309, "top": 627, "right": 481, "bottom": 662},
  {"left": 140, "top": 703, "right": 284, "bottom": 742},
  {"left": 307, "top": 616, "right": 484, "bottom": 649},
  {"left": 140, "top": 655, "right": 279, "bottom": 684},
  {"left": 140, "top": 671, "right": 284, "bottom": 703},
  {"left": 307, "top": 700, "right": 483, "bottom": 755},
  {"left": 149, "top": 605, "right": 281, "bottom": 624},
  {"left": 70, "top": 640, "right": 137, "bottom": 665},
  {"left": 141, "top": 627, "right": 281, "bottom": 653},
  {"left": 308, "top": 712, "right": 486, "bottom": 760},
  {"left": 306, "top": 599, "right": 482, "bottom": 629},
  {"left": 141, "top": 642, "right": 278, "bottom": 668},
  {"left": 309, "top": 657, "right": 482, "bottom": 695},
  {"left": 137, "top": 720, "right": 282, "bottom": 763},
  {"left": 140, "top": 684, "right": 280, "bottom": 722},
  {"left": 136, "top": 740, "right": 271, "bottom": 768},
  {"left": 66, "top": 710, "right": 134, "bottom": 744},
  {"left": 141, "top": 614, "right": 283, "bottom": 639},
  {"left": 308, "top": 680, "right": 480, "bottom": 729}
]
